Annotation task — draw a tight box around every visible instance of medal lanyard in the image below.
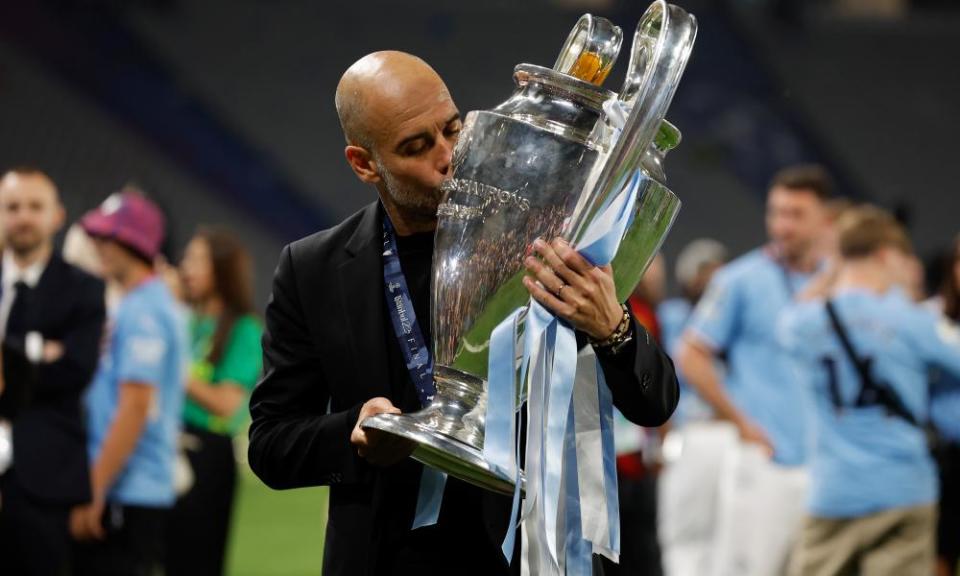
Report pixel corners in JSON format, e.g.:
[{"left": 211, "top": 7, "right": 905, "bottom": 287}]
[{"left": 382, "top": 216, "right": 436, "bottom": 407}]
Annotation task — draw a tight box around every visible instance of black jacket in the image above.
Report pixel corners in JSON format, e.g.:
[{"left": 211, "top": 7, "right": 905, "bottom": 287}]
[
  {"left": 0, "top": 252, "right": 105, "bottom": 505},
  {"left": 249, "top": 202, "right": 678, "bottom": 575}
]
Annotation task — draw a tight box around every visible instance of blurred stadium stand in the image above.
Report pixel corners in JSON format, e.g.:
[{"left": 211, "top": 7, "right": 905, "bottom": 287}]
[{"left": 0, "top": 0, "right": 956, "bottom": 299}]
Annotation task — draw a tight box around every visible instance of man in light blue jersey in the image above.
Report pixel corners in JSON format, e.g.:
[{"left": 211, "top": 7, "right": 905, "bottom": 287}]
[
  {"left": 69, "top": 190, "right": 187, "bottom": 576},
  {"left": 779, "top": 206, "right": 960, "bottom": 576},
  {"left": 676, "top": 165, "right": 833, "bottom": 576}
]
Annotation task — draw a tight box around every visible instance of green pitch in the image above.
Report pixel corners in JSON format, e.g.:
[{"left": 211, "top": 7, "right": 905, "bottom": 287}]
[{"left": 227, "top": 466, "right": 328, "bottom": 576}]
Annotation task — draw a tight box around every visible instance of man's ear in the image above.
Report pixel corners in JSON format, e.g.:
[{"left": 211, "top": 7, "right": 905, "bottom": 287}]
[{"left": 345, "top": 145, "right": 381, "bottom": 185}]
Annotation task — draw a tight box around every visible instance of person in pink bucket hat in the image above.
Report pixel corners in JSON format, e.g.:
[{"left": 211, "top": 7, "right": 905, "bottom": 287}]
[
  {"left": 71, "top": 188, "right": 187, "bottom": 576},
  {"left": 79, "top": 189, "right": 166, "bottom": 263}
]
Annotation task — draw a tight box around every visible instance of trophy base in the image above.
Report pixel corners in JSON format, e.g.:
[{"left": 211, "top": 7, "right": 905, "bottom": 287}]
[
  {"left": 363, "top": 412, "right": 519, "bottom": 495},
  {"left": 362, "top": 366, "right": 523, "bottom": 496}
]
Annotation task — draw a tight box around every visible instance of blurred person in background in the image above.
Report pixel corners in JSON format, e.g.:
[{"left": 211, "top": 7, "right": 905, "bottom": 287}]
[
  {"left": 656, "top": 238, "right": 729, "bottom": 576},
  {"left": 779, "top": 206, "right": 960, "bottom": 576},
  {"left": 677, "top": 164, "right": 833, "bottom": 576},
  {"left": 929, "top": 233, "right": 960, "bottom": 576},
  {"left": 166, "top": 227, "right": 262, "bottom": 576},
  {"left": 0, "top": 168, "right": 105, "bottom": 575},
  {"left": 71, "top": 190, "right": 186, "bottom": 576}
]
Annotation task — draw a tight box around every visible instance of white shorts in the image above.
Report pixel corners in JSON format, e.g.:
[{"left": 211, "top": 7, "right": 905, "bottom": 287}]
[
  {"left": 658, "top": 421, "right": 809, "bottom": 576},
  {"left": 658, "top": 421, "right": 739, "bottom": 576},
  {"left": 709, "top": 439, "right": 809, "bottom": 576}
]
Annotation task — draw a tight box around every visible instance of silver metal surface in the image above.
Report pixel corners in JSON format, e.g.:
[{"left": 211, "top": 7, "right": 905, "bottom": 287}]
[{"left": 364, "top": 1, "right": 696, "bottom": 496}]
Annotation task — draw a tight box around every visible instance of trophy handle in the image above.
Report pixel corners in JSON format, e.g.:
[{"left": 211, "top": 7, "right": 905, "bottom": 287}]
[
  {"left": 553, "top": 14, "right": 623, "bottom": 86},
  {"left": 565, "top": 1, "right": 697, "bottom": 246}
]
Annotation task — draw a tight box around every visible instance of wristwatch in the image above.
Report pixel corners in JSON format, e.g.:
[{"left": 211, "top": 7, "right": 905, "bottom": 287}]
[{"left": 590, "top": 304, "right": 633, "bottom": 355}]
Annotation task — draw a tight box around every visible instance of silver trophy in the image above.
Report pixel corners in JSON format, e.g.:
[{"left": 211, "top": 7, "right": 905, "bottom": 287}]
[{"left": 363, "top": 1, "right": 696, "bottom": 494}]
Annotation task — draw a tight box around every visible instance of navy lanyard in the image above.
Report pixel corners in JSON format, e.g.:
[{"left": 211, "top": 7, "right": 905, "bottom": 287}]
[{"left": 382, "top": 215, "right": 436, "bottom": 407}]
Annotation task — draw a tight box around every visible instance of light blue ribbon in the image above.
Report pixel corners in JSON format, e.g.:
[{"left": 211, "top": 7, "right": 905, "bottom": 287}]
[
  {"left": 484, "top": 166, "right": 642, "bottom": 570},
  {"left": 482, "top": 98, "right": 641, "bottom": 570},
  {"left": 597, "top": 367, "right": 621, "bottom": 554},
  {"left": 483, "top": 308, "right": 524, "bottom": 557},
  {"left": 412, "top": 467, "right": 447, "bottom": 529},
  {"left": 562, "top": 399, "right": 593, "bottom": 575}
]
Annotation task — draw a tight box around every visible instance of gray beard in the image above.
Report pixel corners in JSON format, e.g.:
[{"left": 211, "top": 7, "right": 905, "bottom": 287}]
[{"left": 380, "top": 168, "right": 443, "bottom": 218}]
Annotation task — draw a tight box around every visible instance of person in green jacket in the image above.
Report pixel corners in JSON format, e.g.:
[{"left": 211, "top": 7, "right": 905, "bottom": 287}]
[{"left": 165, "top": 227, "right": 262, "bottom": 576}]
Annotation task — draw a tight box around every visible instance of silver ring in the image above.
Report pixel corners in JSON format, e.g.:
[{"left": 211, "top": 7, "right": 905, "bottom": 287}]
[{"left": 556, "top": 284, "right": 567, "bottom": 298}]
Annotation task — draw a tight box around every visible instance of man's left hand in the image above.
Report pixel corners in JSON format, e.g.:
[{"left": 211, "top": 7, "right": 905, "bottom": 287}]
[
  {"left": 523, "top": 237, "right": 622, "bottom": 341},
  {"left": 70, "top": 495, "right": 106, "bottom": 541}
]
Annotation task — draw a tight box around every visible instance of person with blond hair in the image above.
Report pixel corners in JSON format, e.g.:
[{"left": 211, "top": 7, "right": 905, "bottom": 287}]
[{"left": 780, "top": 206, "right": 960, "bottom": 576}]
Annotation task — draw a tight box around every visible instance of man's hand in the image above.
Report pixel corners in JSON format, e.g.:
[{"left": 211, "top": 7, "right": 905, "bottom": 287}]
[
  {"left": 70, "top": 494, "right": 106, "bottom": 541},
  {"left": 43, "top": 340, "right": 64, "bottom": 363},
  {"left": 523, "top": 237, "right": 623, "bottom": 340},
  {"left": 735, "top": 417, "right": 774, "bottom": 458},
  {"left": 351, "top": 397, "right": 415, "bottom": 466}
]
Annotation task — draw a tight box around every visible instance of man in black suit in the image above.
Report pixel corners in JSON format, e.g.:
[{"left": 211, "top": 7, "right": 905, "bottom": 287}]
[
  {"left": 248, "top": 51, "right": 679, "bottom": 575},
  {"left": 0, "top": 168, "right": 106, "bottom": 575}
]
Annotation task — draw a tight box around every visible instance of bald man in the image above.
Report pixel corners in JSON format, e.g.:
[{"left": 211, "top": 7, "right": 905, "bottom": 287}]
[
  {"left": 0, "top": 168, "right": 105, "bottom": 575},
  {"left": 248, "top": 52, "right": 678, "bottom": 575}
]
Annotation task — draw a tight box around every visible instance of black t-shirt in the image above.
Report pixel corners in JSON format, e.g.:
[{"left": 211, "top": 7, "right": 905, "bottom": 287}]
[{"left": 379, "top": 231, "right": 512, "bottom": 575}]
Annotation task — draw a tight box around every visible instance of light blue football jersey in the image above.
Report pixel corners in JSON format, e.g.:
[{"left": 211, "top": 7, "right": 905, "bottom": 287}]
[
  {"left": 85, "top": 278, "right": 187, "bottom": 507},
  {"left": 779, "top": 288, "right": 960, "bottom": 517},
  {"left": 685, "top": 248, "right": 816, "bottom": 466}
]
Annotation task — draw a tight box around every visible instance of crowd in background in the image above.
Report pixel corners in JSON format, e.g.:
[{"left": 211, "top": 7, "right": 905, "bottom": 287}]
[
  {"left": 0, "top": 162, "right": 957, "bottom": 576},
  {"left": 617, "top": 165, "right": 960, "bottom": 576},
  {"left": 0, "top": 167, "right": 261, "bottom": 575}
]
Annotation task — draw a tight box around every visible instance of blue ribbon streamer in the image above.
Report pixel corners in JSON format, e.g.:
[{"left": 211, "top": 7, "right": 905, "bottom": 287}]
[
  {"left": 562, "top": 400, "right": 593, "bottom": 576},
  {"left": 412, "top": 467, "right": 447, "bottom": 529},
  {"left": 484, "top": 308, "right": 524, "bottom": 558},
  {"left": 597, "top": 367, "right": 622, "bottom": 554},
  {"left": 484, "top": 99, "right": 644, "bottom": 570},
  {"left": 484, "top": 169, "right": 642, "bottom": 570}
]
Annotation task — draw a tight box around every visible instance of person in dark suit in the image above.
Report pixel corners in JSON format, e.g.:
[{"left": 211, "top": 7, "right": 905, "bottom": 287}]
[
  {"left": 248, "top": 51, "right": 679, "bottom": 575},
  {"left": 0, "top": 168, "right": 106, "bottom": 575}
]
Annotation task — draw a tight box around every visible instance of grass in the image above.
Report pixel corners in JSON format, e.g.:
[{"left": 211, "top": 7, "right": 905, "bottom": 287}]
[{"left": 226, "top": 466, "right": 328, "bottom": 576}]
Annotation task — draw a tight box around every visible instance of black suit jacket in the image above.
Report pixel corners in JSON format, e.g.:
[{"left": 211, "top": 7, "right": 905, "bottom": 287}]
[
  {"left": 249, "top": 202, "right": 679, "bottom": 575},
  {"left": 0, "top": 253, "right": 105, "bottom": 505}
]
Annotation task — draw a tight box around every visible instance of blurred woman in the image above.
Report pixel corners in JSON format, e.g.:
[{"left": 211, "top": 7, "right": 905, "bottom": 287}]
[
  {"left": 165, "top": 228, "right": 262, "bottom": 576},
  {"left": 932, "top": 234, "right": 960, "bottom": 576}
]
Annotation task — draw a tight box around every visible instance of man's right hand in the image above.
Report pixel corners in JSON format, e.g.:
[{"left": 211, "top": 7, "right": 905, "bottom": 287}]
[
  {"left": 735, "top": 417, "right": 774, "bottom": 458},
  {"left": 351, "top": 397, "right": 415, "bottom": 466}
]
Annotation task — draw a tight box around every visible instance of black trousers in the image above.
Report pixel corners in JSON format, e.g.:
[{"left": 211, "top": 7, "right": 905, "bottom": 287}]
[
  {"left": 73, "top": 503, "right": 167, "bottom": 576},
  {"left": 165, "top": 425, "right": 238, "bottom": 576},
  {"left": 0, "top": 469, "right": 72, "bottom": 576}
]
